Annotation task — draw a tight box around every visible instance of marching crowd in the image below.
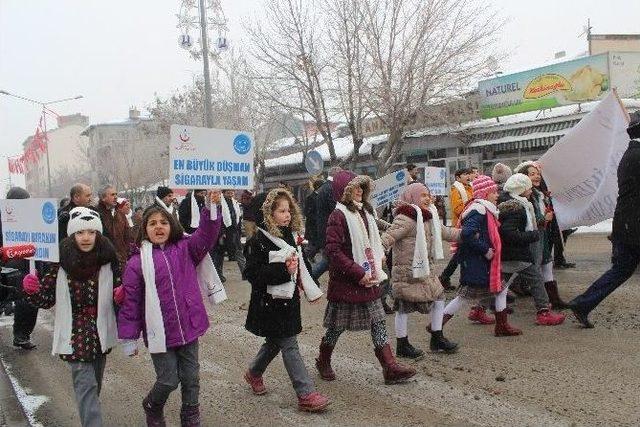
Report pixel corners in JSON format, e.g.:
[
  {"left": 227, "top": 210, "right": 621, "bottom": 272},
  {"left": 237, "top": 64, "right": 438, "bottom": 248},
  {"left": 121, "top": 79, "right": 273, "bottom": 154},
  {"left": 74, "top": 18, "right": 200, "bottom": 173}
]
[{"left": 0, "top": 114, "right": 639, "bottom": 427}]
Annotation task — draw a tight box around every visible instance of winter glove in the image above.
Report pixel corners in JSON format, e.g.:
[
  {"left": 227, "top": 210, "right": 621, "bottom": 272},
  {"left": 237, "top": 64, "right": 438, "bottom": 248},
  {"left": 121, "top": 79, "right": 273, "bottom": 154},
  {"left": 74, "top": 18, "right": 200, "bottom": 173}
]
[
  {"left": 121, "top": 339, "right": 138, "bottom": 357},
  {"left": 485, "top": 248, "right": 495, "bottom": 260},
  {"left": 113, "top": 286, "right": 125, "bottom": 305},
  {"left": 22, "top": 273, "right": 40, "bottom": 295}
]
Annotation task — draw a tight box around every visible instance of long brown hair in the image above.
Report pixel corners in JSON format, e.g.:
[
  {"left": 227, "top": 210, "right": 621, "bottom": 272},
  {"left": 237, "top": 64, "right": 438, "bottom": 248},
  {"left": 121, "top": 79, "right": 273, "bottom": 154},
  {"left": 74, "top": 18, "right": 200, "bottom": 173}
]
[
  {"left": 261, "top": 188, "right": 303, "bottom": 238},
  {"left": 136, "top": 206, "right": 184, "bottom": 245}
]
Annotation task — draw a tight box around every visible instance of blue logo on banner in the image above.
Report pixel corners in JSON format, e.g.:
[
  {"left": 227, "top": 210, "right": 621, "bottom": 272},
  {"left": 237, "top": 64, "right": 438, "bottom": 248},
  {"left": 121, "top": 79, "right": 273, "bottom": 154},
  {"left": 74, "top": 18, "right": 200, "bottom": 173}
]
[
  {"left": 233, "top": 134, "right": 251, "bottom": 155},
  {"left": 439, "top": 169, "right": 446, "bottom": 179},
  {"left": 395, "top": 171, "right": 406, "bottom": 181},
  {"left": 42, "top": 202, "right": 56, "bottom": 224}
]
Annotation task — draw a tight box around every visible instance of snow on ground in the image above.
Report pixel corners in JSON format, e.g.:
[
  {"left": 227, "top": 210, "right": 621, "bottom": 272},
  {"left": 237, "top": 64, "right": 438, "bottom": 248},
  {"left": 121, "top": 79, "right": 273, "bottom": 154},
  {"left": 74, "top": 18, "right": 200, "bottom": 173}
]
[{"left": 0, "top": 315, "right": 48, "bottom": 427}]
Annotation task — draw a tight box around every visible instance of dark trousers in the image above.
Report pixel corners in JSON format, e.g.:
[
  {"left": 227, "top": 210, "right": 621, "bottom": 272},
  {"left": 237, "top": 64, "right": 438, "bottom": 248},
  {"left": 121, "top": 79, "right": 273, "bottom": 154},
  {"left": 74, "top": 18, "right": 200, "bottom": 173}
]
[
  {"left": 13, "top": 298, "right": 38, "bottom": 342},
  {"left": 149, "top": 340, "right": 200, "bottom": 406},
  {"left": 571, "top": 242, "right": 640, "bottom": 313},
  {"left": 440, "top": 252, "right": 459, "bottom": 281}
]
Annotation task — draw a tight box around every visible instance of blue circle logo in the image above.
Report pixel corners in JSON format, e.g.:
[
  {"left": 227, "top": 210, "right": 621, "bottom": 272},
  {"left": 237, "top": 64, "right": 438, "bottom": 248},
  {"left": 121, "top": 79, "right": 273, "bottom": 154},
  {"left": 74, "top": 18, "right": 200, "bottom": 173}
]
[
  {"left": 395, "top": 171, "right": 406, "bottom": 182},
  {"left": 42, "top": 201, "right": 56, "bottom": 224},
  {"left": 233, "top": 134, "right": 251, "bottom": 155}
]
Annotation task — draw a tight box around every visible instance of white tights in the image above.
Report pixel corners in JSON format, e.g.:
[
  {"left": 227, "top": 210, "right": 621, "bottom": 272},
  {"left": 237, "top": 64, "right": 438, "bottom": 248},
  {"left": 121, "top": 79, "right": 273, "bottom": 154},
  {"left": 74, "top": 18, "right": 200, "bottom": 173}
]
[
  {"left": 394, "top": 300, "right": 447, "bottom": 337},
  {"left": 443, "top": 285, "right": 511, "bottom": 317}
]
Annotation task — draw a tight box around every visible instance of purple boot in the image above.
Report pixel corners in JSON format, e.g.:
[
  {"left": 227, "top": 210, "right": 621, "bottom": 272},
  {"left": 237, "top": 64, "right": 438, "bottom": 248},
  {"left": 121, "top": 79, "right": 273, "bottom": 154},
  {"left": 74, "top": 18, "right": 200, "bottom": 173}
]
[
  {"left": 180, "top": 404, "right": 201, "bottom": 427},
  {"left": 142, "top": 396, "right": 166, "bottom": 427}
]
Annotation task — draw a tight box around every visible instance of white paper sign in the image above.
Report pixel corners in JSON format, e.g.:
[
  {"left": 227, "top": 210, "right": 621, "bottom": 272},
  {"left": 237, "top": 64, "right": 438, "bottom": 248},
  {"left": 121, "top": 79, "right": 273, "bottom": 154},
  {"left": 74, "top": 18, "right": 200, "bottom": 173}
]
[
  {"left": 170, "top": 125, "right": 255, "bottom": 189},
  {"left": 538, "top": 91, "right": 630, "bottom": 230},
  {"left": 371, "top": 170, "right": 408, "bottom": 208},
  {"left": 0, "top": 198, "right": 59, "bottom": 262},
  {"left": 424, "top": 167, "right": 447, "bottom": 196}
]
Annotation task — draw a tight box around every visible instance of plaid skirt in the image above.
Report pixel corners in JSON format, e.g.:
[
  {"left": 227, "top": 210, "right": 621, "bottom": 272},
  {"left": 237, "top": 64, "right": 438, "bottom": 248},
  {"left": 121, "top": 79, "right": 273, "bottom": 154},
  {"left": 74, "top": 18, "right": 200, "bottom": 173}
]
[
  {"left": 394, "top": 299, "right": 430, "bottom": 314},
  {"left": 456, "top": 283, "right": 493, "bottom": 301},
  {"left": 323, "top": 300, "right": 386, "bottom": 331}
]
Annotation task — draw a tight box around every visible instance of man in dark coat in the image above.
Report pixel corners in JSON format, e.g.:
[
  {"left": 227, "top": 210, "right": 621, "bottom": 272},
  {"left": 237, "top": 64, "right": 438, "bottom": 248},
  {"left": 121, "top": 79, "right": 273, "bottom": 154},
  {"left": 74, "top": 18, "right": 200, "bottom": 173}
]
[
  {"left": 178, "top": 189, "right": 206, "bottom": 234},
  {"left": 304, "top": 179, "right": 324, "bottom": 259},
  {"left": 96, "top": 185, "right": 132, "bottom": 269},
  {"left": 312, "top": 166, "right": 341, "bottom": 279},
  {"left": 0, "top": 187, "right": 42, "bottom": 349},
  {"left": 569, "top": 112, "right": 640, "bottom": 328},
  {"left": 58, "top": 183, "right": 94, "bottom": 241}
]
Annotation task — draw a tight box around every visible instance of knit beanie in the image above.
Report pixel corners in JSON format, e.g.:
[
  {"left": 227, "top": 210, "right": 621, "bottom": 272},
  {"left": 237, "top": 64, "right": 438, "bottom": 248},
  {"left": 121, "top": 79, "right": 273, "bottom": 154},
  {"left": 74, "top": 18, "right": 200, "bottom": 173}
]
[
  {"left": 399, "top": 182, "right": 429, "bottom": 205},
  {"left": 491, "top": 163, "right": 513, "bottom": 185},
  {"left": 156, "top": 186, "right": 173, "bottom": 200},
  {"left": 67, "top": 207, "right": 103, "bottom": 236},
  {"left": 472, "top": 175, "right": 498, "bottom": 200},
  {"left": 503, "top": 173, "right": 532, "bottom": 196}
]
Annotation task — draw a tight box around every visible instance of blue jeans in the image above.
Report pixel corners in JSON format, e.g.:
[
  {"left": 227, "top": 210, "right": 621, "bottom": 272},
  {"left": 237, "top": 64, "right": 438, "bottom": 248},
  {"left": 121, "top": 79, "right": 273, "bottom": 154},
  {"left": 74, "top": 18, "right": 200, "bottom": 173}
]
[
  {"left": 571, "top": 241, "right": 640, "bottom": 313},
  {"left": 312, "top": 251, "right": 329, "bottom": 280}
]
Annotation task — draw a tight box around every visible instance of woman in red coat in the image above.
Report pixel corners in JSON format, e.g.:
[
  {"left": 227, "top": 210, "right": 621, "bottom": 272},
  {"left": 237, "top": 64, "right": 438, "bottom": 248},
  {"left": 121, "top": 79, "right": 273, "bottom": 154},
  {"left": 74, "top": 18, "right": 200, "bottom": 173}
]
[{"left": 315, "top": 170, "right": 415, "bottom": 385}]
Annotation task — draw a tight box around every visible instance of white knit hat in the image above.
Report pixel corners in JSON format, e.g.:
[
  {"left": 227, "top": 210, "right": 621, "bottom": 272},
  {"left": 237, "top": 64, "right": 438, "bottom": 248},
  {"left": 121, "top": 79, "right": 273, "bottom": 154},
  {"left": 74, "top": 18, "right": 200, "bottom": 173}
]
[
  {"left": 503, "top": 173, "right": 533, "bottom": 196},
  {"left": 67, "top": 207, "right": 103, "bottom": 236}
]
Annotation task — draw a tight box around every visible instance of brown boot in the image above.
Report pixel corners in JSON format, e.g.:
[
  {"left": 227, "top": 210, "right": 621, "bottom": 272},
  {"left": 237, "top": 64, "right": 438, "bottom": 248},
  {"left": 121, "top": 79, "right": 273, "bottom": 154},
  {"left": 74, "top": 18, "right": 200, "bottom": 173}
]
[
  {"left": 494, "top": 310, "right": 522, "bottom": 337},
  {"left": 374, "top": 344, "right": 416, "bottom": 384},
  {"left": 544, "top": 281, "right": 569, "bottom": 310},
  {"left": 315, "top": 342, "right": 336, "bottom": 381}
]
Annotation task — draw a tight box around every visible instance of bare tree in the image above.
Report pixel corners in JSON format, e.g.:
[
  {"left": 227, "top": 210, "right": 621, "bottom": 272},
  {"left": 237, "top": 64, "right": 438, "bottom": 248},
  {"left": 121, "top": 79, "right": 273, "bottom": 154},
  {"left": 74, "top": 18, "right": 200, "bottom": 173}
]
[
  {"left": 360, "top": 0, "right": 501, "bottom": 174},
  {"left": 246, "top": 0, "right": 339, "bottom": 163},
  {"left": 325, "top": 0, "right": 372, "bottom": 170}
]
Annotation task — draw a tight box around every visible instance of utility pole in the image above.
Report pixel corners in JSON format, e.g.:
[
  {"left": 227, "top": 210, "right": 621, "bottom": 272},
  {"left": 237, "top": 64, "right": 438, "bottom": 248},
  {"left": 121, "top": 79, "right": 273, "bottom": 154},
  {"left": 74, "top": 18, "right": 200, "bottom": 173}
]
[{"left": 198, "top": 0, "right": 214, "bottom": 128}]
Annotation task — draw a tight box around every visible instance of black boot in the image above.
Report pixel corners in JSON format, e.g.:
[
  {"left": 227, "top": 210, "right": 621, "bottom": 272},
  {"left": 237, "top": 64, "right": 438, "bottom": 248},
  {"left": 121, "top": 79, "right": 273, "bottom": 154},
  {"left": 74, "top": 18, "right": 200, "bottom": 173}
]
[
  {"left": 396, "top": 337, "right": 424, "bottom": 360},
  {"left": 568, "top": 300, "right": 594, "bottom": 329},
  {"left": 429, "top": 330, "right": 458, "bottom": 354}
]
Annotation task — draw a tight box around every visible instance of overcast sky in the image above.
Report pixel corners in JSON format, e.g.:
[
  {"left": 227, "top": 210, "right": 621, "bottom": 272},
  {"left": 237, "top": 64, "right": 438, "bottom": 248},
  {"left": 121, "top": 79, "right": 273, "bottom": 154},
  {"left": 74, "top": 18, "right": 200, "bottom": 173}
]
[{"left": 1, "top": 0, "right": 639, "bottom": 190}]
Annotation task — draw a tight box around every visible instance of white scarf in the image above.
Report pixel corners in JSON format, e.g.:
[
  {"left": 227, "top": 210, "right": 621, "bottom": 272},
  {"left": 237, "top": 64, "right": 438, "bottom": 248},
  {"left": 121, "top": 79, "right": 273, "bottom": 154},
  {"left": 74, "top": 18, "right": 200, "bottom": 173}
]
[
  {"left": 221, "top": 197, "right": 242, "bottom": 228},
  {"left": 335, "top": 203, "right": 388, "bottom": 283},
  {"left": 125, "top": 211, "right": 134, "bottom": 228},
  {"left": 155, "top": 196, "right": 175, "bottom": 216},
  {"left": 461, "top": 198, "right": 500, "bottom": 220},
  {"left": 257, "top": 228, "right": 323, "bottom": 301},
  {"left": 140, "top": 239, "right": 226, "bottom": 354},
  {"left": 190, "top": 192, "right": 200, "bottom": 229},
  {"left": 52, "top": 265, "right": 117, "bottom": 356},
  {"left": 453, "top": 181, "right": 469, "bottom": 204},
  {"left": 508, "top": 193, "right": 537, "bottom": 231},
  {"left": 410, "top": 204, "right": 445, "bottom": 278}
]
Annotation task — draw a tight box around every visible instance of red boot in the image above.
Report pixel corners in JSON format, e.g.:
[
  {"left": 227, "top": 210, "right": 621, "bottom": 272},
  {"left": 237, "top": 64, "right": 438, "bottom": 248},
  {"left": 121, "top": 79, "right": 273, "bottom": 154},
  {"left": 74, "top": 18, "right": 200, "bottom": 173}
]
[
  {"left": 494, "top": 310, "right": 522, "bottom": 337},
  {"left": 315, "top": 342, "right": 336, "bottom": 381},
  {"left": 244, "top": 370, "right": 266, "bottom": 395},
  {"left": 535, "top": 307, "right": 566, "bottom": 326},
  {"left": 298, "top": 391, "right": 331, "bottom": 412},
  {"left": 468, "top": 306, "right": 495, "bottom": 325},
  {"left": 374, "top": 344, "right": 416, "bottom": 385}
]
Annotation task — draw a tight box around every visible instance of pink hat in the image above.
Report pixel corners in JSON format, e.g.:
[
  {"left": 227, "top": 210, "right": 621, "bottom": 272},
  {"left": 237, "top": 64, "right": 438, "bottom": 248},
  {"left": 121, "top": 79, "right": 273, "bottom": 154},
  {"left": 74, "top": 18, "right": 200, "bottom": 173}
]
[
  {"left": 400, "top": 182, "right": 429, "bottom": 205},
  {"left": 472, "top": 175, "right": 498, "bottom": 200}
]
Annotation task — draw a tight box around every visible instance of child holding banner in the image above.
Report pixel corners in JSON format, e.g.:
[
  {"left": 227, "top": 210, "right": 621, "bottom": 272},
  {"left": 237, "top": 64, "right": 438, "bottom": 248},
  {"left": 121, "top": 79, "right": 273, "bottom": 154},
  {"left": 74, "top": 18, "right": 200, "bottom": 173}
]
[
  {"left": 316, "top": 170, "right": 415, "bottom": 385},
  {"left": 380, "top": 183, "right": 460, "bottom": 359},
  {"left": 441, "top": 176, "right": 522, "bottom": 336},
  {"left": 243, "top": 188, "right": 330, "bottom": 412},
  {"left": 117, "top": 190, "right": 223, "bottom": 426},
  {"left": 22, "top": 206, "right": 124, "bottom": 427}
]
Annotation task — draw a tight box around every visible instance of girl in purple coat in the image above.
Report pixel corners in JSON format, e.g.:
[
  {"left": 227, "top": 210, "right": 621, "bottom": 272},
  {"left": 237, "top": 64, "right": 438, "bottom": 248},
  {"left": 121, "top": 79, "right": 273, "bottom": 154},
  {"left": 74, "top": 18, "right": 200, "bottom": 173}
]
[{"left": 118, "top": 190, "right": 222, "bottom": 427}]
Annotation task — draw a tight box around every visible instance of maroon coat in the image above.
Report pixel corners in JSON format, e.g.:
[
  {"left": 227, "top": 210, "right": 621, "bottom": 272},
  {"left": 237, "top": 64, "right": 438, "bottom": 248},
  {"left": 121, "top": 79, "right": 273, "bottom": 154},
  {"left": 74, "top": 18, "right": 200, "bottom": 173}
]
[{"left": 325, "top": 208, "right": 382, "bottom": 304}]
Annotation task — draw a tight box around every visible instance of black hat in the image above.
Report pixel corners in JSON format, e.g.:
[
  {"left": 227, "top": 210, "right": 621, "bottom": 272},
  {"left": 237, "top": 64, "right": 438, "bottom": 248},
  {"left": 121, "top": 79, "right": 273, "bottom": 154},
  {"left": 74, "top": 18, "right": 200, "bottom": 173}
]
[
  {"left": 628, "top": 111, "right": 640, "bottom": 140},
  {"left": 156, "top": 186, "right": 173, "bottom": 200},
  {"left": 6, "top": 187, "right": 30, "bottom": 199}
]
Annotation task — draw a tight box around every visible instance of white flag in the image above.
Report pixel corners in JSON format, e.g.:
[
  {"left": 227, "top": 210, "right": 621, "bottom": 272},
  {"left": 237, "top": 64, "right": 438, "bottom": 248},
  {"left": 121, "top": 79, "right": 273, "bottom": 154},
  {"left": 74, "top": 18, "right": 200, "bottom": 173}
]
[{"left": 538, "top": 91, "right": 630, "bottom": 230}]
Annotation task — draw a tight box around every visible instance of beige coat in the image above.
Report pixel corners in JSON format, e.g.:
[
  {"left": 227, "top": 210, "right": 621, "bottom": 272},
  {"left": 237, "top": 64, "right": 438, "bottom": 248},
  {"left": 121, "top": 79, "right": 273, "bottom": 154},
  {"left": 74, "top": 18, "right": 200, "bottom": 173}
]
[{"left": 381, "top": 210, "right": 460, "bottom": 303}]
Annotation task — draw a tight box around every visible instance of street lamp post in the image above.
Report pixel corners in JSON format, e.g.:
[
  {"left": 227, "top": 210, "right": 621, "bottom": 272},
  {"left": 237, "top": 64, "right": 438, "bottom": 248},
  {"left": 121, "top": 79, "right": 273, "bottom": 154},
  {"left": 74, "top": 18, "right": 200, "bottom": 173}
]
[
  {"left": 0, "top": 90, "right": 83, "bottom": 197},
  {"left": 176, "top": 0, "right": 229, "bottom": 129}
]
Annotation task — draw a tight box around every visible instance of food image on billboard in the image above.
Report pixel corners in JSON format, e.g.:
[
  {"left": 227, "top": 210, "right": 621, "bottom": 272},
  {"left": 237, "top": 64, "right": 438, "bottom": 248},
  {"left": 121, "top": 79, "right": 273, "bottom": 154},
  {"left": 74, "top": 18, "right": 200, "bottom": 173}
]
[{"left": 479, "top": 54, "right": 610, "bottom": 119}]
